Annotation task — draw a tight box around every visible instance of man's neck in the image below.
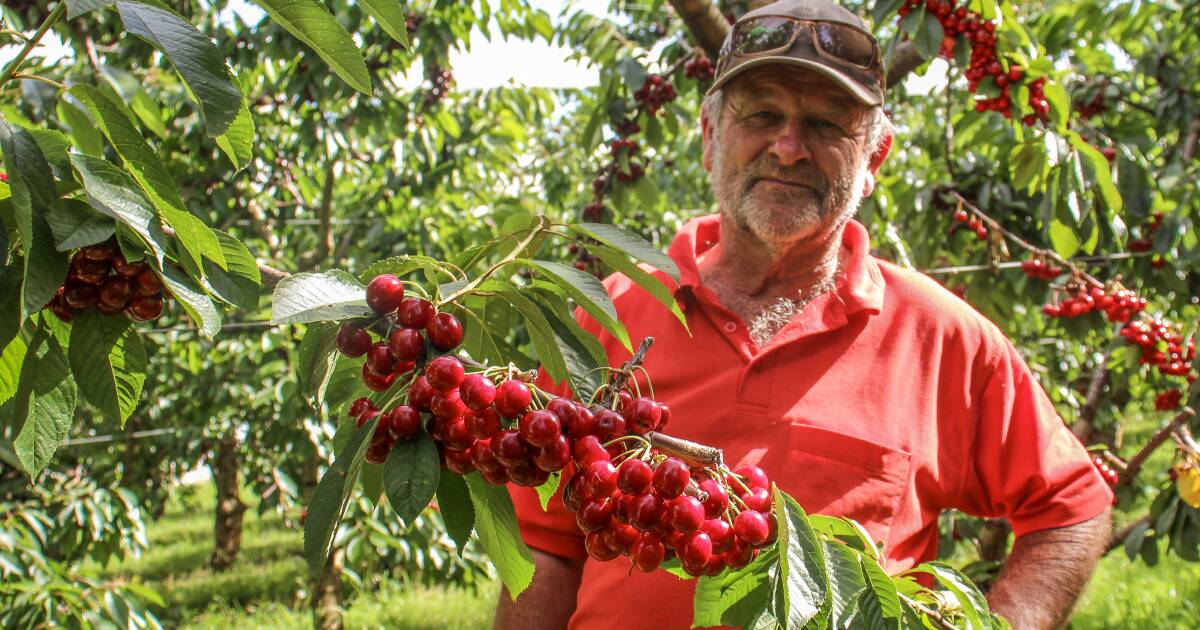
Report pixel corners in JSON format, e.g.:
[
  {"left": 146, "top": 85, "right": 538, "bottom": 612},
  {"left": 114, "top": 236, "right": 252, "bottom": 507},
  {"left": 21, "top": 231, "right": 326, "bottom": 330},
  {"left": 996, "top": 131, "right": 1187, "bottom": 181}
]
[{"left": 699, "top": 213, "right": 848, "bottom": 303}]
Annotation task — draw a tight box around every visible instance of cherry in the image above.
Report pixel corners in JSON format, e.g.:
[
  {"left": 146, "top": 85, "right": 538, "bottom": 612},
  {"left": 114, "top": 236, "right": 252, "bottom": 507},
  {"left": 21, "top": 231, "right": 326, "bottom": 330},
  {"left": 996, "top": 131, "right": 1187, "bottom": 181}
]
[
  {"left": 350, "top": 397, "right": 376, "bottom": 419},
  {"left": 425, "top": 355, "right": 466, "bottom": 391},
  {"left": 742, "top": 486, "right": 772, "bottom": 512},
  {"left": 459, "top": 374, "right": 497, "bottom": 410},
  {"left": 679, "top": 531, "right": 714, "bottom": 573},
  {"left": 653, "top": 457, "right": 691, "bottom": 499},
  {"left": 396, "top": 297, "right": 435, "bottom": 329},
  {"left": 366, "top": 341, "right": 396, "bottom": 375},
  {"left": 668, "top": 495, "right": 705, "bottom": 533},
  {"left": 494, "top": 380, "right": 533, "bottom": 417},
  {"left": 604, "top": 522, "right": 641, "bottom": 553},
  {"left": 430, "top": 389, "right": 467, "bottom": 419},
  {"left": 734, "top": 510, "right": 771, "bottom": 545},
  {"left": 442, "top": 418, "right": 476, "bottom": 450},
  {"left": 112, "top": 256, "right": 144, "bottom": 278},
  {"left": 533, "top": 435, "right": 572, "bottom": 472},
  {"left": 480, "top": 466, "right": 510, "bottom": 486},
  {"left": 490, "top": 429, "right": 529, "bottom": 467},
  {"left": 699, "top": 479, "right": 729, "bottom": 518},
  {"left": 547, "top": 398, "right": 582, "bottom": 436},
  {"left": 407, "top": 375, "right": 437, "bottom": 411},
  {"left": 336, "top": 323, "right": 372, "bottom": 357},
  {"left": 355, "top": 409, "right": 380, "bottom": 429},
  {"left": 572, "top": 435, "right": 610, "bottom": 466},
  {"left": 629, "top": 398, "right": 661, "bottom": 434},
  {"left": 657, "top": 403, "right": 671, "bottom": 431},
  {"left": 725, "top": 538, "right": 757, "bottom": 569},
  {"left": 70, "top": 253, "right": 109, "bottom": 284},
  {"left": 594, "top": 409, "right": 627, "bottom": 440},
  {"left": 617, "top": 459, "right": 653, "bottom": 494},
  {"left": 585, "top": 531, "right": 622, "bottom": 561},
  {"left": 426, "top": 312, "right": 463, "bottom": 349},
  {"left": 362, "top": 363, "right": 397, "bottom": 392},
  {"left": 366, "top": 274, "right": 405, "bottom": 314},
  {"left": 444, "top": 447, "right": 476, "bottom": 475},
  {"left": 364, "top": 434, "right": 395, "bottom": 465},
  {"left": 613, "top": 492, "right": 636, "bottom": 524},
  {"left": 465, "top": 407, "right": 501, "bottom": 439},
  {"left": 583, "top": 460, "right": 618, "bottom": 498},
  {"left": 63, "top": 282, "right": 99, "bottom": 309},
  {"left": 572, "top": 404, "right": 597, "bottom": 437},
  {"left": 563, "top": 472, "right": 589, "bottom": 512},
  {"left": 702, "top": 518, "right": 734, "bottom": 553},
  {"left": 470, "top": 440, "right": 505, "bottom": 473},
  {"left": 734, "top": 465, "right": 770, "bottom": 491},
  {"left": 388, "top": 327, "right": 426, "bottom": 361},
  {"left": 577, "top": 497, "right": 614, "bottom": 532},
  {"left": 132, "top": 268, "right": 162, "bottom": 296},
  {"left": 630, "top": 533, "right": 665, "bottom": 572},
  {"left": 519, "top": 410, "right": 562, "bottom": 448},
  {"left": 81, "top": 241, "right": 118, "bottom": 261},
  {"left": 630, "top": 493, "right": 665, "bottom": 531},
  {"left": 383, "top": 405, "right": 422, "bottom": 440}
]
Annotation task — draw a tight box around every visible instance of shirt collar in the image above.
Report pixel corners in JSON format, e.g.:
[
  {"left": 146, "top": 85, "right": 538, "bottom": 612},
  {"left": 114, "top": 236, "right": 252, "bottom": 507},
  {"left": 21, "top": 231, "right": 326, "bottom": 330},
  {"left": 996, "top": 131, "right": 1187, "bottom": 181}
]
[{"left": 669, "top": 214, "right": 885, "bottom": 316}]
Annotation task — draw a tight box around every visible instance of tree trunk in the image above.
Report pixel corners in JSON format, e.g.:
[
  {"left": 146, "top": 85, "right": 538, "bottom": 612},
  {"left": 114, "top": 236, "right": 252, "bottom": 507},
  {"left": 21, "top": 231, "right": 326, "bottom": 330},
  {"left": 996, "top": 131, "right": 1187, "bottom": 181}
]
[
  {"left": 978, "top": 518, "right": 1012, "bottom": 563},
  {"left": 210, "top": 434, "right": 248, "bottom": 572},
  {"left": 312, "top": 548, "right": 345, "bottom": 630}
]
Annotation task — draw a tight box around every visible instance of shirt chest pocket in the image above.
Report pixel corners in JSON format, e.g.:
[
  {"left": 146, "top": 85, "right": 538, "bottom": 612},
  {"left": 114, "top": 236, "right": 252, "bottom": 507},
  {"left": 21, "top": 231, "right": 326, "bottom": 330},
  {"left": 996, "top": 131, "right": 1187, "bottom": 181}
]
[{"left": 777, "top": 423, "right": 911, "bottom": 551}]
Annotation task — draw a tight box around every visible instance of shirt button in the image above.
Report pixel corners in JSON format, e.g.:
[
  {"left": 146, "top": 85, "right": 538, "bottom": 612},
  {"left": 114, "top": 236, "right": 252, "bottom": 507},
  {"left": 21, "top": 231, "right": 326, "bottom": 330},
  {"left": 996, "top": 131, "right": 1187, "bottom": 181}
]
[{"left": 723, "top": 322, "right": 737, "bottom": 333}]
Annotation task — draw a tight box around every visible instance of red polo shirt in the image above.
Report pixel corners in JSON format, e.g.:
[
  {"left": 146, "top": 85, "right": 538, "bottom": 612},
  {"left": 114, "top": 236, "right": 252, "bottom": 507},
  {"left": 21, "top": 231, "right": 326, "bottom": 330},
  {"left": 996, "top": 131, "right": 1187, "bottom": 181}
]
[{"left": 510, "top": 215, "right": 1112, "bottom": 629}]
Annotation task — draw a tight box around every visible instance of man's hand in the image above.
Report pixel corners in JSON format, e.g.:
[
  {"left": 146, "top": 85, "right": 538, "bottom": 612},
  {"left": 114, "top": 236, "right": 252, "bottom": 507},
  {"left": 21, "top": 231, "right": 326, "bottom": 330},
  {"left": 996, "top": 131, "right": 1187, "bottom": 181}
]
[
  {"left": 986, "top": 510, "right": 1111, "bottom": 629},
  {"left": 493, "top": 548, "right": 585, "bottom": 629}
]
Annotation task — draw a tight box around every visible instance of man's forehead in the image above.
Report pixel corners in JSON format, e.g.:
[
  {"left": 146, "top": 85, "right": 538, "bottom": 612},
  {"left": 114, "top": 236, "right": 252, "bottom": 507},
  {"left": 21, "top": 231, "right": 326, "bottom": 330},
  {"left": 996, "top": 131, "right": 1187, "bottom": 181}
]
[{"left": 726, "top": 68, "right": 862, "bottom": 111}]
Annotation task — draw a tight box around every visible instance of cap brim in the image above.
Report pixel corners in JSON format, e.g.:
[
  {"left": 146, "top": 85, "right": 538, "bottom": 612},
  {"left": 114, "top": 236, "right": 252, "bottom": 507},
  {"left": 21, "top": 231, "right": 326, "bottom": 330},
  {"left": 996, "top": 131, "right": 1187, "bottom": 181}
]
[{"left": 706, "top": 56, "right": 882, "bottom": 107}]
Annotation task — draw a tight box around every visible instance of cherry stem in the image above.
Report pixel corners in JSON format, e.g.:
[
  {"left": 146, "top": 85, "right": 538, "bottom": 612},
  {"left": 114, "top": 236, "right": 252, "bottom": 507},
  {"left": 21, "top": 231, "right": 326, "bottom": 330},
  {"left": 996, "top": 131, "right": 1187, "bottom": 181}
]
[{"left": 647, "top": 431, "right": 724, "bottom": 467}]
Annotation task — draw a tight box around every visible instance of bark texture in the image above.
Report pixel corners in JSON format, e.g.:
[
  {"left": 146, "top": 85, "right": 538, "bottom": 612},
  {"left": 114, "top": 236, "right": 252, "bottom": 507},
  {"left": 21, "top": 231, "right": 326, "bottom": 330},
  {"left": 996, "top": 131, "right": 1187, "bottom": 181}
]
[{"left": 209, "top": 434, "right": 248, "bottom": 572}]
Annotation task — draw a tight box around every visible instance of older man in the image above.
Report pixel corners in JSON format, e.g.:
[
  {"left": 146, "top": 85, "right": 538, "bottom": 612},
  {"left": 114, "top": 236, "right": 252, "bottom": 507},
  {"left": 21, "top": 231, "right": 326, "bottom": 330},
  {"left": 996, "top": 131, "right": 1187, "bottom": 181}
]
[{"left": 497, "top": 1, "right": 1113, "bottom": 628}]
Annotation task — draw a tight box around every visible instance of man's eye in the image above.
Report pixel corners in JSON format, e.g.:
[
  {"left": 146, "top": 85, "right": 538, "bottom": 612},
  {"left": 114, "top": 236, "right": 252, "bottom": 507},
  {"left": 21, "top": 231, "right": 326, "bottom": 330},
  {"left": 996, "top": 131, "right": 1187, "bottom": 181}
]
[
  {"left": 746, "top": 111, "right": 780, "bottom": 123},
  {"left": 809, "top": 118, "right": 845, "bottom": 135}
]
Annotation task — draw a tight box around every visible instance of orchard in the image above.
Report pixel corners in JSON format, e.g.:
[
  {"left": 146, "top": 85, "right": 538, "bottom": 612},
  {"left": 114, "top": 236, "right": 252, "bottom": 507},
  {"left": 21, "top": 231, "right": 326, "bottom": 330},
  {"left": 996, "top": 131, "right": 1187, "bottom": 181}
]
[{"left": 0, "top": 0, "right": 1197, "bottom": 629}]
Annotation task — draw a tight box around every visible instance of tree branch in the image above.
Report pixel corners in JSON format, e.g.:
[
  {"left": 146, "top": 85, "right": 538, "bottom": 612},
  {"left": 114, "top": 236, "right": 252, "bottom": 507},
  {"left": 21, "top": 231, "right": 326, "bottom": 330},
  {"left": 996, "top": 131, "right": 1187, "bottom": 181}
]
[
  {"left": 1119, "top": 407, "right": 1196, "bottom": 485},
  {"left": 1071, "top": 357, "right": 1111, "bottom": 444},
  {"left": 1105, "top": 515, "right": 1150, "bottom": 554},
  {"left": 1182, "top": 117, "right": 1200, "bottom": 163},
  {"left": 668, "top": 0, "right": 729, "bottom": 60},
  {"left": 885, "top": 41, "right": 924, "bottom": 89},
  {"left": 316, "top": 160, "right": 336, "bottom": 265}
]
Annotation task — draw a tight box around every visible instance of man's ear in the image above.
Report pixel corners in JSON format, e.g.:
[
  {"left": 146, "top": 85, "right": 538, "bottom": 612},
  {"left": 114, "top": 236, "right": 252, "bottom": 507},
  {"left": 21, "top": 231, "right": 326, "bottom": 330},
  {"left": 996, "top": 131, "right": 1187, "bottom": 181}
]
[
  {"left": 701, "top": 109, "right": 715, "bottom": 172},
  {"left": 861, "top": 132, "right": 892, "bottom": 197}
]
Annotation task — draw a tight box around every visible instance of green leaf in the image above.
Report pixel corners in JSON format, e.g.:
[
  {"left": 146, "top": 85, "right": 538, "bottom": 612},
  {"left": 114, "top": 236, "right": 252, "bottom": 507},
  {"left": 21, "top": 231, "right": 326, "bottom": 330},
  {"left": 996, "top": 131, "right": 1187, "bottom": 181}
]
[
  {"left": 56, "top": 98, "right": 106, "bottom": 156},
  {"left": 464, "top": 473, "right": 535, "bottom": 598},
  {"left": 911, "top": 561, "right": 989, "bottom": 630},
  {"left": 9, "top": 330, "right": 77, "bottom": 475},
  {"left": 858, "top": 555, "right": 901, "bottom": 628},
  {"left": 214, "top": 75, "right": 255, "bottom": 170},
  {"left": 360, "top": 461, "right": 384, "bottom": 505},
  {"left": 45, "top": 198, "right": 116, "bottom": 251},
  {"left": 436, "top": 472, "right": 475, "bottom": 556},
  {"left": 570, "top": 222, "right": 679, "bottom": 282},
  {"left": 359, "top": 0, "right": 410, "bottom": 47},
  {"left": 615, "top": 57, "right": 647, "bottom": 92},
  {"left": 271, "top": 269, "right": 371, "bottom": 325},
  {"left": 585, "top": 243, "right": 687, "bottom": 332},
  {"left": 914, "top": 11, "right": 945, "bottom": 61},
  {"left": 1067, "top": 133, "right": 1123, "bottom": 212},
  {"left": 202, "top": 231, "right": 261, "bottom": 309},
  {"left": 251, "top": 0, "right": 373, "bottom": 95},
  {"left": 160, "top": 264, "right": 222, "bottom": 339},
  {"left": 29, "top": 129, "right": 74, "bottom": 183},
  {"left": 773, "top": 488, "right": 829, "bottom": 628},
  {"left": 693, "top": 548, "right": 777, "bottom": 628},
  {"left": 1047, "top": 218, "right": 1080, "bottom": 259},
  {"left": 297, "top": 322, "right": 339, "bottom": 404},
  {"left": 522, "top": 259, "right": 631, "bottom": 352},
  {"left": 66, "top": 0, "right": 113, "bottom": 19},
  {"left": 1042, "top": 79, "right": 1071, "bottom": 130},
  {"left": 0, "top": 121, "right": 70, "bottom": 319},
  {"left": 823, "top": 541, "right": 867, "bottom": 628},
  {"left": 0, "top": 335, "right": 28, "bottom": 408},
  {"left": 116, "top": 1, "right": 243, "bottom": 136},
  {"left": 68, "top": 153, "right": 172, "bottom": 267},
  {"left": 535, "top": 471, "right": 561, "bottom": 511},
  {"left": 494, "top": 286, "right": 570, "bottom": 384},
  {"left": 383, "top": 433, "right": 441, "bottom": 527},
  {"left": 533, "top": 300, "right": 607, "bottom": 397},
  {"left": 68, "top": 311, "right": 146, "bottom": 425},
  {"left": 304, "top": 418, "right": 376, "bottom": 576}
]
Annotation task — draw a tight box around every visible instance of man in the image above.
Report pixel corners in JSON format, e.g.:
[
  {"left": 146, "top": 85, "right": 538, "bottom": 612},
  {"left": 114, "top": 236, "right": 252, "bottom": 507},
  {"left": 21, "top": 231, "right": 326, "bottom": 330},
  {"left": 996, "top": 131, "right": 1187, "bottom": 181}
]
[{"left": 497, "top": 1, "right": 1114, "bottom": 627}]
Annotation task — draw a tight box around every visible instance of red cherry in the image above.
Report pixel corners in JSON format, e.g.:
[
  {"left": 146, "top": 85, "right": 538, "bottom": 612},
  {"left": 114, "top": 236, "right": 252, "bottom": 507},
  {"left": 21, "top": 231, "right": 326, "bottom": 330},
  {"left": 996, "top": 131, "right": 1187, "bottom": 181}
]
[
  {"left": 132, "top": 267, "right": 162, "bottom": 296},
  {"left": 572, "top": 435, "right": 610, "bottom": 467},
  {"left": 383, "top": 405, "right": 422, "bottom": 440},
  {"left": 444, "top": 447, "right": 476, "bottom": 475},
  {"left": 63, "top": 282, "right": 99, "bottom": 309},
  {"left": 388, "top": 328, "right": 426, "bottom": 361},
  {"left": 494, "top": 380, "right": 533, "bottom": 417},
  {"left": 396, "top": 297, "right": 435, "bottom": 329},
  {"left": 582, "top": 459, "right": 618, "bottom": 498},
  {"left": 459, "top": 374, "right": 497, "bottom": 410},
  {"left": 657, "top": 403, "right": 671, "bottom": 431},
  {"left": 350, "top": 397, "right": 376, "bottom": 419},
  {"left": 679, "top": 531, "right": 714, "bottom": 573},
  {"left": 362, "top": 363, "right": 397, "bottom": 392},
  {"left": 442, "top": 418, "right": 477, "bottom": 450},
  {"left": 126, "top": 295, "right": 164, "bottom": 322},
  {"left": 724, "top": 538, "right": 757, "bottom": 569},
  {"left": 630, "top": 493, "right": 665, "bottom": 531},
  {"left": 426, "top": 312, "right": 463, "bottom": 349},
  {"left": 480, "top": 466, "right": 510, "bottom": 485},
  {"left": 336, "top": 323, "right": 372, "bottom": 357},
  {"left": 112, "top": 256, "right": 143, "bottom": 278},
  {"left": 70, "top": 253, "right": 109, "bottom": 284},
  {"left": 585, "top": 531, "right": 622, "bottom": 561},
  {"left": 563, "top": 472, "right": 589, "bottom": 512},
  {"left": 366, "top": 342, "right": 396, "bottom": 375},
  {"left": 430, "top": 389, "right": 467, "bottom": 419},
  {"left": 81, "top": 241, "right": 118, "bottom": 261},
  {"left": 734, "top": 465, "right": 770, "bottom": 491},
  {"left": 604, "top": 522, "right": 641, "bottom": 553},
  {"left": 629, "top": 398, "right": 661, "bottom": 434},
  {"left": 702, "top": 518, "right": 734, "bottom": 553},
  {"left": 668, "top": 495, "right": 705, "bottom": 533},
  {"left": 653, "top": 458, "right": 691, "bottom": 499},
  {"left": 699, "top": 479, "right": 729, "bottom": 518},
  {"left": 630, "top": 533, "right": 665, "bottom": 572},
  {"left": 490, "top": 429, "right": 529, "bottom": 467},
  {"left": 547, "top": 398, "right": 583, "bottom": 437},
  {"left": 366, "top": 274, "right": 405, "bottom": 314},
  {"left": 465, "top": 407, "right": 501, "bottom": 439},
  {"left": 470, "top": 440, "right": 504, "bottom": 473},
  {"left": 617, "top": 459, "right": 654, "bottom": 494},
  {"left": 572, "top": 404, "right": 598, "bottom": 437},
  {"left": 425, "top": 355, "right": 466, "bottom": 391},
  {"left": 734, "top": 510, "right": 770, "bottom": 545},
  {"left": 742, "top": 486, "right": 772, "bottom": 512},
  {"left": 533, "top": 435, "right": 572, "bottom": 472},
  {"left": 594, "top": 409, "right": 627, "bottom": 440},
  {"left": 98, "top": 276, "right": 133, "bottom": 309},
  {"left": 407, "top": 375, "right": 437, "bottom": 411},
  {"left": 519, "top": 410, "right": 562, "bottom": 448},
  {"left": 364, "top": 433, "right": 395, "bottom": 465},
  {"left": 577, "top": 497, "right": 614, "bottom": 533}
]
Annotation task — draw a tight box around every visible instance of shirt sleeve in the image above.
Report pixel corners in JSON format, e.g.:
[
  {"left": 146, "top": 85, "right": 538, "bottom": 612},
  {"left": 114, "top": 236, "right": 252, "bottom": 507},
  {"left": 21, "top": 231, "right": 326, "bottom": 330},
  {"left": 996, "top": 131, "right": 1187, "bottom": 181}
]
[{"left": 955, "top": 341, "right": 1113, "bottom": 537}]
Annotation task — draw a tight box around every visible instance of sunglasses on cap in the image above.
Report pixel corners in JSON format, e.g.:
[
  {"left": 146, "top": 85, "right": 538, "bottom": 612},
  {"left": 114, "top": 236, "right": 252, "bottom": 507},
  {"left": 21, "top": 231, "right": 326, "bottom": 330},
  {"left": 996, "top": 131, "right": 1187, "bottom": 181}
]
[{"left": 723, "top": 15, "right": 880, "bottom": 72}]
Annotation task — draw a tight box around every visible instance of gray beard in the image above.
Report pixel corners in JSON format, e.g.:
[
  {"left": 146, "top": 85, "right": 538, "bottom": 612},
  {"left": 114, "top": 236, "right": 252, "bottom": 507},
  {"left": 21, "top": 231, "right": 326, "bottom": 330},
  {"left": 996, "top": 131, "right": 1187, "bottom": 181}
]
[{"left": 747, "top": 273, "right": 843, "bottom": 348}]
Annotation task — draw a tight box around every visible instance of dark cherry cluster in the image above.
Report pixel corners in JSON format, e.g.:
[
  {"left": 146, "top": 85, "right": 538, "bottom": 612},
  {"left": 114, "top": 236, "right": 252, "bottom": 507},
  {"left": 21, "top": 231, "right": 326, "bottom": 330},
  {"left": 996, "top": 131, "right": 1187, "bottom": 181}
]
[
  {"left": 1090, "top": 455, "right": 1120, "bottom": 488},
  {"left": 1128, "top": 211, "right": 1164, "bottom": 254},
  {"left": 423, "top": 65, "right": 454, "bottom": 106},
  {"left": 1041, "top": 285, "right": 1147, "bottom": 322},
  {"left": 899, "top": 0, "right": 1046, "bottom": 125},
  {"left": 334, "top": 274, "right": 464, "bottom": 393},
  {"left": 47, "top": 238, "right": 168, "bottom": 323},
  {"left": 951, "top": 207, "right": 989, "bottom": 240},
  {"left": 1155, "top": 388, "right": 1183, "bottom": 411},
  {"left": 683, "top": 53, "right": 715, "bottom": 82},
  {"left": 1119, "top": 318, "right": 1195, "bottom": 379},
  {"left": 633, "top": 74, "right": 677, "bottom": 116},
  {"left": 566, "top": 451, "right": 775, "bottom": 576},
  {"left": 1019, "top": 257, "right": 1063, "bottom": 281}
]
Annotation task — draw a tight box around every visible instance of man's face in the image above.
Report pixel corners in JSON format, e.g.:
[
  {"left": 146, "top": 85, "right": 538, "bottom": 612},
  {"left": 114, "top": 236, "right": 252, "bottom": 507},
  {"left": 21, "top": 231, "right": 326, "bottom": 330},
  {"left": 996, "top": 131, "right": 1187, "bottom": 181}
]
[{"left": 703, "top": 67, "right": 873, "bottom": 247}]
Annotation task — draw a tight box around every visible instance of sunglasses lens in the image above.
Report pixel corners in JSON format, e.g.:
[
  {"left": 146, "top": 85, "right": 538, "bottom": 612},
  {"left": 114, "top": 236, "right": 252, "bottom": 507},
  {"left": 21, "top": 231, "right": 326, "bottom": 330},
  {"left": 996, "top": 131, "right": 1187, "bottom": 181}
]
[
  {"left": 814, "top": 23, "right": 876, "bottom": 68},
  {"left": 732, "top": 17, "right": 800, "bottom": 56}
]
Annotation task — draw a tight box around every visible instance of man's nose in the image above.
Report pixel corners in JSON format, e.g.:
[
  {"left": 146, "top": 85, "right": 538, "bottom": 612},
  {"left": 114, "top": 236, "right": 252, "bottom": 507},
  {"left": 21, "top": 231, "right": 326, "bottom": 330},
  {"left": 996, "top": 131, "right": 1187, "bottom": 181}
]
[{"left": 768, "top": 121, "right": 813, "bottom": 165}]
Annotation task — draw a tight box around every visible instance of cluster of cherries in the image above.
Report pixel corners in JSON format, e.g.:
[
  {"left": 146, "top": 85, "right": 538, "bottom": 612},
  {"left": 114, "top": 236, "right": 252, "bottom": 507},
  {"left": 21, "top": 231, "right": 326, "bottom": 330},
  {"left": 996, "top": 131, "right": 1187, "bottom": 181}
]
[
  {"left": 1128, "top": 211, "right": 1164, "bottom": 254},
  {"left": 46, "top": 238, "right": 168, "bottom": 323},
  {"left": 951, "top": 208, "right": 989, "bottom": 240},
  {"left": 1090, "top": 455, "right": 1121, "bottom": 488},
  {"left": 898, "top": 0, "right": 1047, "bottom": 125},
  {"left": 683, "top": 53, "right": 715, "bottom": 82},
  {"left": 1019, "top": 257, "right": 1063, "bottom": 281},
  {"left": 334, "top": 274, "right": 464, "bottom": 393},
  {"left": 632, "top": 74, "right": 678, "bottom": 116},
  {"left": 565, "top": 448, "right": 775, "bottom": 576},
  {"left": 1041, "top": 284, "right": 1147, "bottom": 322},
  {"left": 1154, "top": 388, "right": 1183, "bottom": 411},
  {"left": 423, "top": 66, "right": 454, "bottom": 107},
  {"left": 1119, "top": 318, "right": 1195, "bottom": 379}
]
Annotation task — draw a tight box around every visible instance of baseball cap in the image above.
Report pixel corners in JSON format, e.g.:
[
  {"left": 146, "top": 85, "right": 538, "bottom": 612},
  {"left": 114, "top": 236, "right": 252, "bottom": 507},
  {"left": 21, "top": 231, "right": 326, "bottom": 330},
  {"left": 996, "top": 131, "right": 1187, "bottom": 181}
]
[{"left": 708, "top": 0, "right": 885, "bottom": 106}]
